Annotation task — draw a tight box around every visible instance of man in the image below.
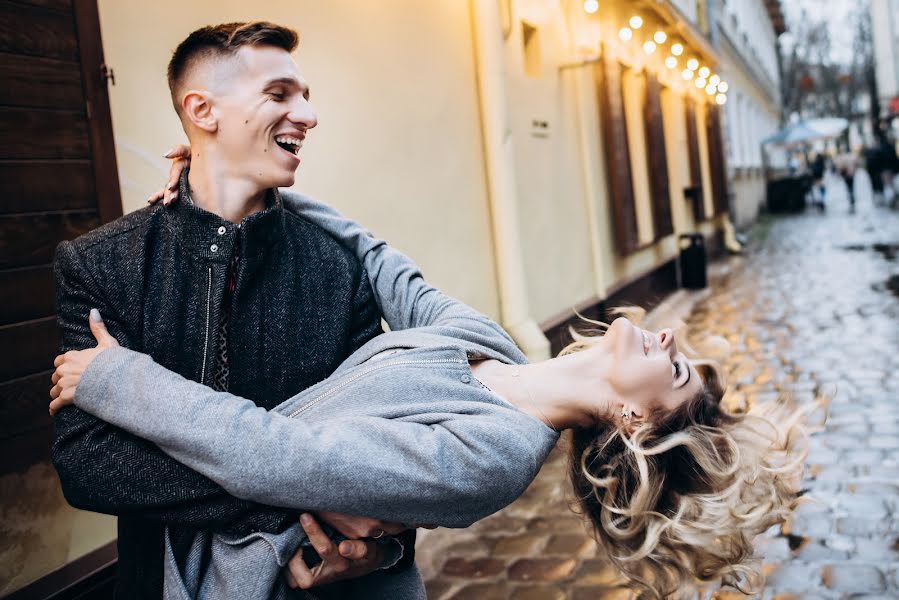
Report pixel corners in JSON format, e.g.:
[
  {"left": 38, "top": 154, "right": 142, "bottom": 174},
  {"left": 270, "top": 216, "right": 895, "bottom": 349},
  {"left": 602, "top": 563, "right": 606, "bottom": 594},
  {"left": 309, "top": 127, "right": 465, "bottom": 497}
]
[{"left": 52, "top": 22, "right": 416, "bottom": 598}]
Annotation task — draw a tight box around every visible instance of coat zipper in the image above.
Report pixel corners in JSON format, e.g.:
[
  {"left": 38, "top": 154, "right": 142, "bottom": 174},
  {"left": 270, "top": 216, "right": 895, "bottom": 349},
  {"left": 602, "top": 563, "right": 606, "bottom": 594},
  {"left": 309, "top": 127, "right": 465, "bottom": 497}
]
[
  {"left": 287, "top": 357, "right": 466, "bottom": 419},
  {"left": 200, "top": 266, "right": 212, "bottom": 384}
]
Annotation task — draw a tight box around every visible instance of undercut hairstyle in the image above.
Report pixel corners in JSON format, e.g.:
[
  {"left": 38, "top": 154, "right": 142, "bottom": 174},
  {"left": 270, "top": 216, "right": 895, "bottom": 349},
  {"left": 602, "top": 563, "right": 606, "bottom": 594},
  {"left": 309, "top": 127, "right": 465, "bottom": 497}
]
[
  {"left": 560, "top": 312, "right": 823, "bottom": 599},
  {"left": 166, "top": 21, "right": 299, "bottom": 116}
]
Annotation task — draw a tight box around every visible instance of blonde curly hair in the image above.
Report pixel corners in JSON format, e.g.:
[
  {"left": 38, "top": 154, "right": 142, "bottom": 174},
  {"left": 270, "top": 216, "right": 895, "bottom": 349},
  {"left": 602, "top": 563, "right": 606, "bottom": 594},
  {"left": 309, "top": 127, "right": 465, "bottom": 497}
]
[{"left": 562, "top": 314, "right": 821, "bottom": 598}]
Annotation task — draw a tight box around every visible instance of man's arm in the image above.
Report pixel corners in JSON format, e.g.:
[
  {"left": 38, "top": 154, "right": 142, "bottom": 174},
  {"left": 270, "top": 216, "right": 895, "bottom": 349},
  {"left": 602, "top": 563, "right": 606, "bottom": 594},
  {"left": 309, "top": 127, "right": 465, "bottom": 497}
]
[{"left": 52, "top": 240, "right": 295, "bottom": 534}]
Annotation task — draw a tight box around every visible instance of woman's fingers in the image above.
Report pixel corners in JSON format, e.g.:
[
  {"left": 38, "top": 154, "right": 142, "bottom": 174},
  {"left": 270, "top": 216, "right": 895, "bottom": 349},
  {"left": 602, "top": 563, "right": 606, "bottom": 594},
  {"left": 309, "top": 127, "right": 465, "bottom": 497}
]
[
  {"left": 51, "top": 370, "right": 61, "bottom": 385},
  {"left": 300, "top": 513, "right": 337, "bottom": 561},
  {"left": 53, "top": 354, "right": 65, "bottom": 368}
]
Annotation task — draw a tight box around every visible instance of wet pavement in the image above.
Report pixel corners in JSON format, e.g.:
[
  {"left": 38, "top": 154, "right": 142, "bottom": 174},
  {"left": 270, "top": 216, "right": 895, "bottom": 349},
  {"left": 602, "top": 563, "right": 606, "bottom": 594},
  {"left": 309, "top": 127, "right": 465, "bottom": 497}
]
[{"left": 415, "top": 170, "right": 899, "bottom": 599}]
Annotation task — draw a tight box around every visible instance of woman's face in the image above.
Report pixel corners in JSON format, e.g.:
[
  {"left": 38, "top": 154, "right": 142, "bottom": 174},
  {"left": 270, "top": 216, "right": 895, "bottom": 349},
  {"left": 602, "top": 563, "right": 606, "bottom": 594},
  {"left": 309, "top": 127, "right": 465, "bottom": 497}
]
[{"left": 601, "top": 317, "right": 704, "bottom": 420}]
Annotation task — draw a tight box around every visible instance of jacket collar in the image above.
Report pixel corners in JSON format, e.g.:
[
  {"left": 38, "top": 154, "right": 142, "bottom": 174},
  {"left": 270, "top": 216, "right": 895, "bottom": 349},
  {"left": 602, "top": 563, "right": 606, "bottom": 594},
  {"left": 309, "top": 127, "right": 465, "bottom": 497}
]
[{"left": 165, "top": 168, "right": 286, "bottom": 261}]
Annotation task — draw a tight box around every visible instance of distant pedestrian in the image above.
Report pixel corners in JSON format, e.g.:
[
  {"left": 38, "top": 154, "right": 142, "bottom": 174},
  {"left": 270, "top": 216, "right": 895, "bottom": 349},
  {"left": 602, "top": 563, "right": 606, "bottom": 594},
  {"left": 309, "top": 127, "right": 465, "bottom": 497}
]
[
  {"left": 810, "top": 153, "right": 827, "bottom": 211},
  {"left": 835, "top": 151, "right": 857, "bottom": 209}
]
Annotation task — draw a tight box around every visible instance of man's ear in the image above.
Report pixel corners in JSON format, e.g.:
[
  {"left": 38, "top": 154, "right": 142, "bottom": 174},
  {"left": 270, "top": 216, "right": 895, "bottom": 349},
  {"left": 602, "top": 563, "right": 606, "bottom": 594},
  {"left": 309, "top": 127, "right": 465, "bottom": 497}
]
[{"left": 181, "top": 90, "right": 218, "bottom": 133}]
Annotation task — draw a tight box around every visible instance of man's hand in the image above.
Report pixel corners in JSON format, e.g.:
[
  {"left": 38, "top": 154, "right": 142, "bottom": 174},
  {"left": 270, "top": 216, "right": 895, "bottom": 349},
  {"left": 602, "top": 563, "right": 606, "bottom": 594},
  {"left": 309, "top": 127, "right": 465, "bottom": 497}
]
[
  {"left": 147, "top": 144, "right": 191, "bottom": 206},
  {"left": 49, "top": 309, "right": 119, "bottom": 415},
  {"left": 284, "top": 513, "right": 389, "bottom": 590}
]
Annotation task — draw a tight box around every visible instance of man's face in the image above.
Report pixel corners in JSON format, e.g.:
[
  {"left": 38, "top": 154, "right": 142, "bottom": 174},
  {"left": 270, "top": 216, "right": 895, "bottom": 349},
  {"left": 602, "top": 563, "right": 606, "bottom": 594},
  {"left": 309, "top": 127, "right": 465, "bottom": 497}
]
[{"left": 210, "top": 45, "right": 317, "bottom": 189}]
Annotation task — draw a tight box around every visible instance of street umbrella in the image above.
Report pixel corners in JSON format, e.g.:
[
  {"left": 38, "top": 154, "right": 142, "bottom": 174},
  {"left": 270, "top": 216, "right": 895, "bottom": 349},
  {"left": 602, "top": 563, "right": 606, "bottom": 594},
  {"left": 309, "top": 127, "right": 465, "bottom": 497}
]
[{"left": 762, "top": 118, "right": 849, "bottom": 148}]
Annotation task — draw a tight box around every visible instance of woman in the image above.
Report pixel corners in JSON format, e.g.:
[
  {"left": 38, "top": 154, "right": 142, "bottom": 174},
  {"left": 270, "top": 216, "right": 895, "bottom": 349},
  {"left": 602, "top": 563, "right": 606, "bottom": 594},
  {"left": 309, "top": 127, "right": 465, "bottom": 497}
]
[{"left": 50, "top": 193, "right": 812, "bottom": 600}]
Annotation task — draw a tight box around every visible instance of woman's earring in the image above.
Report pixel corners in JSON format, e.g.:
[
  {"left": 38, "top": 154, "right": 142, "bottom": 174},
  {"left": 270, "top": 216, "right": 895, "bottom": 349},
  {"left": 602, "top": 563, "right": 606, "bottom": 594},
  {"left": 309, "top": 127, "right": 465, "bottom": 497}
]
[{"left": 622, "top": 410, "right": 631, "bottom": 421}]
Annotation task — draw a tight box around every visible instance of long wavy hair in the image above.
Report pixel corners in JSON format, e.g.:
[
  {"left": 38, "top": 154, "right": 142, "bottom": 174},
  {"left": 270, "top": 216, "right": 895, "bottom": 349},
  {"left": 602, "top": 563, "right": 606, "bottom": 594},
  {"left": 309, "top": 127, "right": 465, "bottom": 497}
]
[{"left": 563, "top": 313, "right": 821, "bottom": 598}]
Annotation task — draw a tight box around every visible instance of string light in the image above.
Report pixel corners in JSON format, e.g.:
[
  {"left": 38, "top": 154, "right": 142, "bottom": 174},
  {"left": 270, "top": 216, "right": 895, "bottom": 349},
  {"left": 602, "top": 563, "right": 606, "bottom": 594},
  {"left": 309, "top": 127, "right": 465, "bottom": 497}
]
[
  {"left": 653, "top": 31, "right": 667, "bottom": 44},
  {"left": 643, "top": 40, "right": 657, "bottom": 54},
  {"left": 629, "top": 15, "right": 643, "bottom": 29},
  {"left": 695, "top": 77, "right": 707, "bottom": 88},
  {"left": 665, "top": 56, "right": 678, "bottom": 69},
  {"left": 705, "top": 83, "right": 717, "bottom": 95},
  {"left": 682, "top": 69, "right": 694, "bottom": 80},
  {"left": 716, "top": 93, "right": 727, "bottom": 105},
  {"left": 709, "top": 74, "right": 721, "bottom": 86},
  {"left": 687, "top": 58, "right": 699, "bottom": 71},
  {"left": 619, "top": 27, "right": 633, "bottom": 41},
  {"left": 583, "top": 0, "right": 599, "bottom": 14},
  {"left": 698, "top": 66, "right": 710, "bottom": 78},
  {"left": 671, "top": 43, "right": 684, "bottom": 56},
  {"left": 717, "top": 81, "right": 729, "bottom": 93}
]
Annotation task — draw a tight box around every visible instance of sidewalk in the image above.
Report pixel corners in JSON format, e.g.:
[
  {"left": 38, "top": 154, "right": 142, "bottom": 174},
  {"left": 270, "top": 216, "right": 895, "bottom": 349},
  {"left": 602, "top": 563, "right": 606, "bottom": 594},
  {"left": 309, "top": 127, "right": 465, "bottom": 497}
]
[{"left": 415, "top": 173, "right": 899, "bottom": 599}]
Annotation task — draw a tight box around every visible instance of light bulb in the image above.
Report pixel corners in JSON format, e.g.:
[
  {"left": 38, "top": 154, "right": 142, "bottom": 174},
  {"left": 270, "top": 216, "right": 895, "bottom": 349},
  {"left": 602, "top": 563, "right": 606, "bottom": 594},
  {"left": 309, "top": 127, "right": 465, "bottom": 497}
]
[
  {"left": 705, "top": 84, "right": 717, "bottom": 95},
  {"left": 709, "top": 74, "right": 720, "bottom": 86},
  {"left": 698, "top": 66, "right": 710, "bottom": 78},
  {"left": 583, "top": 0, "right": 599, "bottom": 14},
  {"left": 643, "top": 40, "right": 656, "bottom": 55},
  {"left": 716, "top": 93, "right": 727, "bottom": 105},
  {"left": 717, "top": 81, "right": 729, "bottom": 93},
  {"left": 682, "top": 69, "right": 694, "bottom": 80},
  {"left": 687, "top": 58, "right": 699, "bottom": 71},
  {"left": 695, "top": 77, "right": 707, "bottom": 88},
  {"left": 653, "top": 31, "right": 667, "bottom": 44},
  {"left": 671, "top": 43, "right": 684, "bottom": 56},
  {"left": 665, "top": 56, "right": 678, "bottom": 69},
  {"left": 618, "top": 27, "right": 633, "bottom": 41},
  {"left": 629, "top": 16, "right": 643, "bottom": 29}
]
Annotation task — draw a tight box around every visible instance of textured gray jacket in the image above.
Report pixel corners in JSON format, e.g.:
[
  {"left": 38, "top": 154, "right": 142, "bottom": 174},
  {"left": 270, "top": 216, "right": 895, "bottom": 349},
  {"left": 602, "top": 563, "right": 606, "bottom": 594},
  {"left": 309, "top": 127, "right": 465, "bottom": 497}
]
[{"left": 74, "top": 194, "right": 560, "bottom": 599}]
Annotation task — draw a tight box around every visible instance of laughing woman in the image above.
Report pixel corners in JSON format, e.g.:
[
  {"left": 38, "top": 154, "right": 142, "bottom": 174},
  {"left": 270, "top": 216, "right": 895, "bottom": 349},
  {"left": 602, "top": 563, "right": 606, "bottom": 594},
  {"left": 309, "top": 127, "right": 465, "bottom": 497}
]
[{"left": 50, "top": 193, "right": 815, "bottom": 600}]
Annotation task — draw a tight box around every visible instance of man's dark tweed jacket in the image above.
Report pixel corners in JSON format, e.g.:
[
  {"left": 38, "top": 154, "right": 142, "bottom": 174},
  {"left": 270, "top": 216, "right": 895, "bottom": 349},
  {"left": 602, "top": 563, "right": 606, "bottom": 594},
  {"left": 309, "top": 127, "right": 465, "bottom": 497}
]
[{"left": 52, "top": 182, "right": 413, "bottom": 599}]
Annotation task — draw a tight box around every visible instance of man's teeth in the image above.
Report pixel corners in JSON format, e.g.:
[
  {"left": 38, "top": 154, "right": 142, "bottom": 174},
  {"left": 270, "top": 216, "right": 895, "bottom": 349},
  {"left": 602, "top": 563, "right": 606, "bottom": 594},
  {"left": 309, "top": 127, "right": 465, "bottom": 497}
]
[{"left": 274, "top": 136, "right": 303, "bottom": 154}]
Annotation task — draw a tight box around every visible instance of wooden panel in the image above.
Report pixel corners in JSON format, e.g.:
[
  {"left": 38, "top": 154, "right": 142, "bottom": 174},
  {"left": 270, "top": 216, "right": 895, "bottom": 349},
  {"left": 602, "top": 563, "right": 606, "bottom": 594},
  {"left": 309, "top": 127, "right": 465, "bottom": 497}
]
[
  {"left": 0, "top": 265, "right": 55, "bottom": 324},
  {"left": 643, "top": 75, "right": 673, "bottom": 240},
  {"left": 74, "top": 0, "right": 122, "bottom": 224},
  {"left": 0, "top": 370, "right": 53, "bottom": 441},
  {"left": 0, "top": 162, "right": 95, "bottom": 214},
  {"left": 706, "top": 105, "right": 729, "bottom": 216},
  {"left": 9, "top": 0, "right": 72, "bottom": 11},
  {"left": 0, "top": 107, "right": 89, "bottom": 159},
  {"left": 684, "top": 98, "right": 705, "bottom": 221},
  {"left": 595, "top": 50, "right": 638, "bottom": 255},
  {"left": 0, "top": 316, "right": 59, "bottom": 380},
  {"left": 0, "top": 53, "right": 83, "bottom": 109},
  {"left": 0, "top": 0, "right": 79, "bottom": 60},
  {"left": 0, "top": 210, "right": 98, "bottom": 269}
]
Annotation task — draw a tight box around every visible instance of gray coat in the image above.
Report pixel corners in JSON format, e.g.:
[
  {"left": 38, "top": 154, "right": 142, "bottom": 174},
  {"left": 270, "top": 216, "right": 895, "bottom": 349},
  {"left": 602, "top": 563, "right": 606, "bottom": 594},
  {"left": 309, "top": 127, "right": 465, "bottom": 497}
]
[{"left": 73, "top": 193, "right": 560, "bottom": 599}]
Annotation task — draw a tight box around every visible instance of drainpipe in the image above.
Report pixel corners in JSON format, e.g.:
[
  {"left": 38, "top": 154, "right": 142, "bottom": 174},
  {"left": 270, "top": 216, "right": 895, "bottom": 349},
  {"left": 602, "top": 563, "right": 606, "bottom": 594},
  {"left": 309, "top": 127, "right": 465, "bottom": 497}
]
[{"left": 470, "top": 0, "right": 551, "bottom": 361}]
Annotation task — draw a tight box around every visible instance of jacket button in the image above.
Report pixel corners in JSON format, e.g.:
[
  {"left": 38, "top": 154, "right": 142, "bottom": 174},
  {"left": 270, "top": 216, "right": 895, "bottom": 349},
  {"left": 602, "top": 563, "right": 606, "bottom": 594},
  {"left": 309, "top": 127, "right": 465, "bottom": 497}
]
[
  {"left": 210, "top": 244, "right": 219, "bottom": 253},
  {"left": 217, "top": 226, "right": 226, "bottom": 235},
  {"left": 461, "top": 374, "right": 471, "bottom": 384}
]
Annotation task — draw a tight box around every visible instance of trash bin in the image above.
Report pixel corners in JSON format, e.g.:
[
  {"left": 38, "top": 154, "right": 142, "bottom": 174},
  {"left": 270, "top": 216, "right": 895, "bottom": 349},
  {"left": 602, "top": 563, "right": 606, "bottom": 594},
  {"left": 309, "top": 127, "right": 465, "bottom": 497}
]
[{"left": 679, "top": 233, "right": 707, "bottom": 289}]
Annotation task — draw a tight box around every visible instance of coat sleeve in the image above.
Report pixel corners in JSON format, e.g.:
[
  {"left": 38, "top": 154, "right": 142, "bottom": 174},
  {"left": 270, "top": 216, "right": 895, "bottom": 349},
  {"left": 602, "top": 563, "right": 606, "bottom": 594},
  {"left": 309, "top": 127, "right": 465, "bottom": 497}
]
[
  {"left": 51, "top": 240, "right": 296, "bottom": 535},
  {"left": 280, "top": 191, "right": 525, "bottom": 364},
  {"left": 74, "top": 345, "right": 555, "bottom": 528}
]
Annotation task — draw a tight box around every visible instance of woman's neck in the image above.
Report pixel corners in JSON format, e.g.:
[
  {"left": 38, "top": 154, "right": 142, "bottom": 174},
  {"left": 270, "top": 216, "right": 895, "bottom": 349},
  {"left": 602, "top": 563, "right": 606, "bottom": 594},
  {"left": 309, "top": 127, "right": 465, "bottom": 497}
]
[{"left": 471, "top": 350, "right": 613, "bottom": 430}]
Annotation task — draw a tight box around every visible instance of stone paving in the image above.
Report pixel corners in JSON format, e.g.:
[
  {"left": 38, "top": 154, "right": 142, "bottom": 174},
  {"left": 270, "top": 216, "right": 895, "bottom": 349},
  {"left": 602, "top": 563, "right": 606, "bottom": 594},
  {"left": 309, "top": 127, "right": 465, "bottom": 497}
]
[{"left": 415, "top": 171, "right": 899, "bottom": 599}]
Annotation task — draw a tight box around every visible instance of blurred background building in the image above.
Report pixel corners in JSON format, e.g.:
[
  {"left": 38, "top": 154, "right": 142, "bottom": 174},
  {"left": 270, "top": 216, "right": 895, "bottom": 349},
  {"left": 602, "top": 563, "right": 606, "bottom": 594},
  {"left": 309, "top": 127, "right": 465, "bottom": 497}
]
[
  {"left": 870, "top": 0, "right": 899, "bottom": 131},
  {"left": 1, "top": 0, "right": 786, "bottom": 596}
]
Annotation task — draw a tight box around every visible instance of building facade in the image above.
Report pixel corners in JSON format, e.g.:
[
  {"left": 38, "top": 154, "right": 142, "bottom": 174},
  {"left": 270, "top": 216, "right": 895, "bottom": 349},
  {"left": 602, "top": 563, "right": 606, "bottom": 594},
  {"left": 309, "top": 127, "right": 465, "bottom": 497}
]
[
  {"left": 871, "top": 0, "right": 899, "bottom": 120},
  {"left": 711, "top": 0, "right": 785, "bottom": 229},
  {"left": 3, "top": 0, "right": 750, "bottom": 595}
]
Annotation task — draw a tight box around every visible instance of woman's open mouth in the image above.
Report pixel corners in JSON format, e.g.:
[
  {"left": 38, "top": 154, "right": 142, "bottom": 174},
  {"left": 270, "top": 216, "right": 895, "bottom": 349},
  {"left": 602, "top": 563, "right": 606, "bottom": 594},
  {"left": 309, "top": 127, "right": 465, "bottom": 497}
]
[{"left": 274, "top": 135, "right": 302, "bottom": 156}]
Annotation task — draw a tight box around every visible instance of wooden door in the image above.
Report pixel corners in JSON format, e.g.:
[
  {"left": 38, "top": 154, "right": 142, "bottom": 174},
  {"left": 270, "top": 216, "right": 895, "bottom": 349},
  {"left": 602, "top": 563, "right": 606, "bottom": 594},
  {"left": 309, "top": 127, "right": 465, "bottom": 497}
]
[
  {"left": 0, "top": 0, "right": 121, "bottom": 595},
  {"left": 595, "top": 49, "right": 638, "bottom": 255},
  {"left": 643, "top": 74, "right": 673, "bottom": 240}
]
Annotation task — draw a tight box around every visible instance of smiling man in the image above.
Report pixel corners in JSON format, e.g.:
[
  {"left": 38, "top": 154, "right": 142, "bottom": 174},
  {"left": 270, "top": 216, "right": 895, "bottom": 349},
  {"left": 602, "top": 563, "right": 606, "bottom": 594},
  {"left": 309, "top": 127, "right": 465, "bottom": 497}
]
[{"left": 52, "top": 22, "right": 417, "bottom": 599}]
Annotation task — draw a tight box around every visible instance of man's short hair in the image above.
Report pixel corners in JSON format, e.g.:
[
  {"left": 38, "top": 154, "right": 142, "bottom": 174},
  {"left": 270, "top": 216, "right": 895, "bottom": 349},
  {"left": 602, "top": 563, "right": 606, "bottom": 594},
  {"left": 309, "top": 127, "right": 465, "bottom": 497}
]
[{"left": 167, "top": 21, "right": 299, "bottom": 115}]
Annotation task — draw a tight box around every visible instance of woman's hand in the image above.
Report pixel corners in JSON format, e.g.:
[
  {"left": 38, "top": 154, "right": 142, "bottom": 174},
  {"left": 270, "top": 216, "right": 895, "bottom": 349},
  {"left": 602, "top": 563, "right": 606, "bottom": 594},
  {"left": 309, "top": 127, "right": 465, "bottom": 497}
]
[
  {"left": 49, "top": 309, "right": 120, "bottom": 415},
  {"left": 147, "top": 144, "right": 191, "bottom": 206}
]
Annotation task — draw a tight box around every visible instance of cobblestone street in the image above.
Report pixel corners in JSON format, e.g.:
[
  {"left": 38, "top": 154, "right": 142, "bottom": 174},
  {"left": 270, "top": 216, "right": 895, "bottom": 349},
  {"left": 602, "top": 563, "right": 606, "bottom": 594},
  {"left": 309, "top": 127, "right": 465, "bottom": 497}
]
[{"left": 415, "top": 172, "right": 899, "bottom": 599}]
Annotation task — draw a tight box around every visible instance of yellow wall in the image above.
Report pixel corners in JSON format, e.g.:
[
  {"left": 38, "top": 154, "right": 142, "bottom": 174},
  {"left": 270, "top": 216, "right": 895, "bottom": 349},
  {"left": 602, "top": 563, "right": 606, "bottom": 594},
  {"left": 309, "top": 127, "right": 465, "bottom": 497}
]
[{"left": 97, "top": 0, "right": 500, "bottom": 318}]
